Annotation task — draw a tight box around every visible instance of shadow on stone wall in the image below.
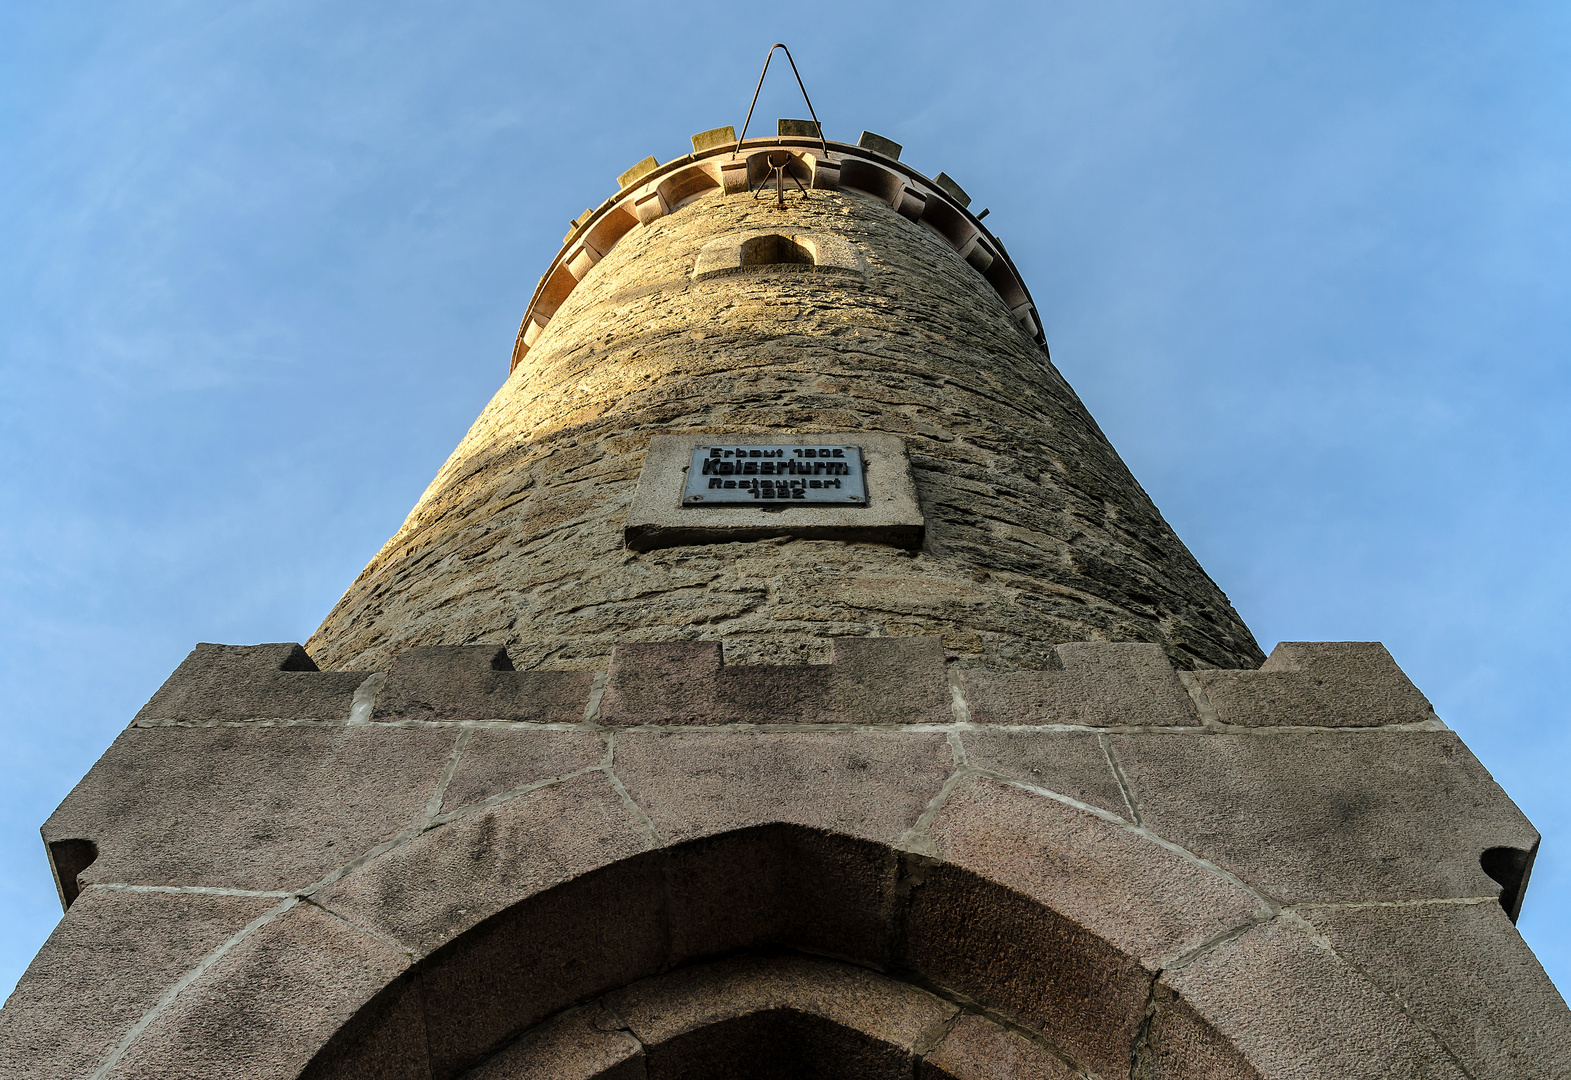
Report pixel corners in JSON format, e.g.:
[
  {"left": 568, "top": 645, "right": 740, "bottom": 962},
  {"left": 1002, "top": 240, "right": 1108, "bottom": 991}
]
[{"left": 302, "top": 825, "right": 1254, "bottom": 1080}]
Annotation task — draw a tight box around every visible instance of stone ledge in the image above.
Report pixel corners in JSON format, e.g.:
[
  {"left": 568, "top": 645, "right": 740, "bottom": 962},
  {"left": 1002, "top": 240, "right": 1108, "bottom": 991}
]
[
  {"left": 599, "top": 636, "right": 950, "bottom": 726},
  {"left": 15, "top": 635, "right": 1557, "bottom": 1080}
]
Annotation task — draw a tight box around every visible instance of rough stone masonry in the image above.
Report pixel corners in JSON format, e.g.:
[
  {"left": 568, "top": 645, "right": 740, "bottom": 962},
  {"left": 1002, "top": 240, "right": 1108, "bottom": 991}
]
[
  {"left": 304, "top": 132, "right": 1262, "bottom": 675},
  {"left": 1, "top": 124, "right": 1566, "bottom": 1080}
]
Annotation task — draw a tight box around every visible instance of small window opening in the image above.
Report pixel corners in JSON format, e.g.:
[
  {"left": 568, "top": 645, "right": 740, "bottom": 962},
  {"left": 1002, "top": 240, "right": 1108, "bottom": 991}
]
[{"left": 739, "top": 234, "right": 815, "bottom": 267}]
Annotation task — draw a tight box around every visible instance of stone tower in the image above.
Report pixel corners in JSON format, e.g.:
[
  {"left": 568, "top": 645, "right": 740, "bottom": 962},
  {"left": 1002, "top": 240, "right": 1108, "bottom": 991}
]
[
  {"left": 2, "top": 120, "right": 1567, "bottom": 1080},
  {"left": 305, "top": 126, "right": 1260, "bottom": 676}
]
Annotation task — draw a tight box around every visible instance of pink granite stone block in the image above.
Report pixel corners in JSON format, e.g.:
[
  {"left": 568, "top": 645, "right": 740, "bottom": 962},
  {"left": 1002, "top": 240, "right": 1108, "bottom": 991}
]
[
  {"left": 909, "top": 776, "right": 1261, "bottom": 1080},
  {"left": 135, "top": 642, "right": 367, "bottom": 722},
  {"left": 438, "top": 728, "right": 605, "bottom": 814},
  {"left": 963, "top": 642, "right": 1197, "bottom": 727},
  {"left": 663, "top": 826, "right": 903, "bottom": 968},
  {"left": 100, "top": 902, "right": 418, "bottom": 1080},
  {"left": 457, "top": 1004, "right": 641, "bottom": 1080},
  {"left": 1194, "top": 641, "right": 1435, "bottom": 728},
  {"left": 607, "top": 955, "right": 954, "bottom": 1080},
  {"left": 958, "top": 730, "right": 1128, "bottom": 817},
  {"left": 0, "top": 889, "right": 278, "bottom": 1080},
  {"left": 922, "top": 1013, "right": 1081, "bottom": 1080},
  {"left": 1303, "top": 901, "right": 1571, "bottom": 1079},
  {"left": 1161, "top": 916, "right": 1467, "bottom": 1080},
  {"left": 373, "top": 645, "right": 594, "bottom": 723},
  {"left": 600, "top": 637, "right": 949, "bottom": 726},
  {"left": 313, "top": 772, "right": 655, "bottom": 956},
  {"left": 613, "top": 730, "right": 953, "bottom": 844},
  {"left": 1113, "top": 730, "right": 1539, "bottom": 905},
  {"left": 45, "top": 723, "right": 458, "bottom": 892}
]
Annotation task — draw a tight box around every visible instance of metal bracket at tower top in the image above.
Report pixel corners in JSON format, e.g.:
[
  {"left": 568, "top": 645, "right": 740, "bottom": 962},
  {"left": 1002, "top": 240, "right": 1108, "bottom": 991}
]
[
  {"left": 732, "top": 43, "right": 830, "bottom": 159},
  {"left": 751, "top": 151, "right": 811, "bottom": 209}
]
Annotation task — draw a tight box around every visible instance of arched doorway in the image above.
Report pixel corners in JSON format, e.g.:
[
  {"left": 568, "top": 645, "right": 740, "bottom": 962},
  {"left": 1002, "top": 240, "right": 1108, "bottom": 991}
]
[{"left": 300, "top": 825, "right": 1255, "bottom": 1080}]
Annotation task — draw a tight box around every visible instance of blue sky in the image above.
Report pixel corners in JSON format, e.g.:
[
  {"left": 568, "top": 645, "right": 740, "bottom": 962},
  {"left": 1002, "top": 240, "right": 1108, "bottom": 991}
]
[{"left": 2, "top": 1, "right": 1568, "bottom": 1003}]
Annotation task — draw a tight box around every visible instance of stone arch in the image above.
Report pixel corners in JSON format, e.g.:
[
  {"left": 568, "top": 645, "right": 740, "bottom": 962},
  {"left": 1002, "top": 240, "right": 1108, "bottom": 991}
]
[
  {"left": 739, "top": 233, "right": 815, "bottom": 267},
  {"left": 742, "top": 148, "right": 813, "bottom": 190},
  {"left": 450, "top": 954, "right": 1074, "bottom": 1080},
  {"left": 299, "top": 824, "right": 1255, "bottom": 1080}
]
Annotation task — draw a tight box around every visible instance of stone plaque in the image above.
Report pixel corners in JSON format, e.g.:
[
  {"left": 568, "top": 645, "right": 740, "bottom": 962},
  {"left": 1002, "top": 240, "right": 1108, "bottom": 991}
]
[
  {"left": 625, "top": 433, "right": 923, "bottom": 551},
  {"left": 681, "top": 444, "right": 867, "bottom": 506}
]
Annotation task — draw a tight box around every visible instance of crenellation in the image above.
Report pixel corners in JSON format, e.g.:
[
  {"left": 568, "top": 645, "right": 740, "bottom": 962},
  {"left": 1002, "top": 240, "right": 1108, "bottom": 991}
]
[
  {"left": 512, "top": 136, "right": 1045, "bottom": 374},
  {"left": 135, "top": 642, "right": 368, "bottom": 723},
  {"left": 370, "top": 644, "right": 593, "bottom": 724},
  {"left": 962, "top": 642, "right": 1200, "bottom": 728},
  {"left": 1192, "top": 640, "right": 1441, "bottom": 729},
  {"left": 600, "top": 636, "right": 952, "bottom": 727}
]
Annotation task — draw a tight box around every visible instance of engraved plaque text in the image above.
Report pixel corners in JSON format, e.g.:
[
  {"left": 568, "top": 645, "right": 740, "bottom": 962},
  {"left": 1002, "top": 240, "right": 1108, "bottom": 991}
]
[{"left": 682, "top": 445, "right": 867, "bottom": 506}]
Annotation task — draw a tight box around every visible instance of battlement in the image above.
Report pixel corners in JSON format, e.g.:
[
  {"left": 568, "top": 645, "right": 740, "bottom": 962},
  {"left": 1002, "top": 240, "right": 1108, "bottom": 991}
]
[
  {"left": 512, "top": 128, "right": 1045, "bottom": 371},
  {"left": 122, "top": 636, "right": 1445, "bottom": 732},
  {"left": 5, "top": 636, "right": 1560, "bottom": 1080}
]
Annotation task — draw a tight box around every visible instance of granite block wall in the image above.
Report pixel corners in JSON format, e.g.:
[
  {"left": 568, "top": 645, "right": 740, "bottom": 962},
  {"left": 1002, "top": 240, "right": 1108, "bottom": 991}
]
[{"left": 2, "top": 638, "right": 1561, "bottom": 1080}]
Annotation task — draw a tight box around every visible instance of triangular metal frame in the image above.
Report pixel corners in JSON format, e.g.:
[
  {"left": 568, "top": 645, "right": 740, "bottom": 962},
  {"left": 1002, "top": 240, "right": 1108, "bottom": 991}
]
[{"left": 732, "top": 43, "right": 829, "bottom": 158}]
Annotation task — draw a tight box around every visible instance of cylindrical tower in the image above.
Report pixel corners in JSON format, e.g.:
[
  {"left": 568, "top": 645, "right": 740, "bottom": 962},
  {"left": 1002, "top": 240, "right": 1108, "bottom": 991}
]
[{"left": 308, "top": 129, "right": 1263, "bottom": 673}]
